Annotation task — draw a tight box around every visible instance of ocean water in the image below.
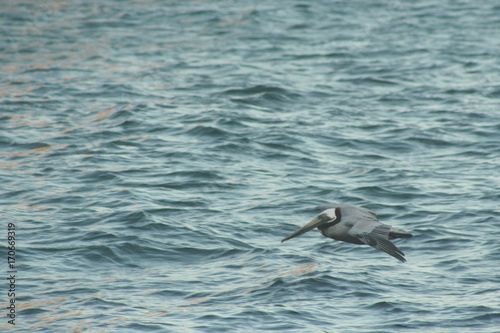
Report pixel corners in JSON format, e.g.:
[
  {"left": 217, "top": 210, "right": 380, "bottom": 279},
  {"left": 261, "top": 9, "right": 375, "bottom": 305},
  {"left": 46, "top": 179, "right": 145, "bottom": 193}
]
[{"left": 1, "top": 0, "right": 500, "bottom": 332}]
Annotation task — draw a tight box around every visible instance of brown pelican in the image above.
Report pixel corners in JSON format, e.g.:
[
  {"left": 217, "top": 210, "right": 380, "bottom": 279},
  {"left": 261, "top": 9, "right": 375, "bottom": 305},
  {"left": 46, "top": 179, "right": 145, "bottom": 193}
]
[{"left": 281, "top": 205, "right": 413, "bottom": 262}]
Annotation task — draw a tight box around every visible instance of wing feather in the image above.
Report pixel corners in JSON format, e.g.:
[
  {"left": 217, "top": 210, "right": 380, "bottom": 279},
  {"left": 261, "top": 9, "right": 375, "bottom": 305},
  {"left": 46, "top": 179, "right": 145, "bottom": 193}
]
[
  {"left": 359, "top": 234, "right": 406, "bottom": 262},
  {"left": 349, "top": 223, "right": 407, "bottom": 262}
]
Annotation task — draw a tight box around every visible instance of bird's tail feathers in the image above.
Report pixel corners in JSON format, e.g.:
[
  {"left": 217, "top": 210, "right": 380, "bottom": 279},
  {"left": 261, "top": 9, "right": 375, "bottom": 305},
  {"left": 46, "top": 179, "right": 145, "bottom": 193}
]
[{"left": 389, "top": 227, "right": 413, "bottom": 240}]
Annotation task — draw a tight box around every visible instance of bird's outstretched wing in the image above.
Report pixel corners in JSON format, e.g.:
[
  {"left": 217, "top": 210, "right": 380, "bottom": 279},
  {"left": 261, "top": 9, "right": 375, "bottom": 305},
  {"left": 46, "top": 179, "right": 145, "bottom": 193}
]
[{"left": 349, "top": 222, "right": 407, "bottom": 262}]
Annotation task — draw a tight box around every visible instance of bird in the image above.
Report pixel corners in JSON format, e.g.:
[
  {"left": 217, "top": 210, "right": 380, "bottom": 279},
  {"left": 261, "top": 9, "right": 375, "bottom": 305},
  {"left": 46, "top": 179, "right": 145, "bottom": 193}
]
[{"left": 281, "top": 204, "right": 413, "bottom": 262}]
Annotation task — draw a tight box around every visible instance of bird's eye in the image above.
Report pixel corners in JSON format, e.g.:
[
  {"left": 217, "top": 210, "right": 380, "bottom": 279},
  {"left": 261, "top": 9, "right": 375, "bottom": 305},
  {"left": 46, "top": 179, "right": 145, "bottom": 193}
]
[{"left": 320, "top": 213, "right": 334, "bottom": 221}]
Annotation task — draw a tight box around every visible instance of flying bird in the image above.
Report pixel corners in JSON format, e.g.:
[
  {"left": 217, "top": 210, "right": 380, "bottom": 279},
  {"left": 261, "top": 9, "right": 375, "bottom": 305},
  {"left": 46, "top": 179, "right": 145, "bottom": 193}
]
[{"left": 281, "top": 205, "right": 413, "bottom": 262}]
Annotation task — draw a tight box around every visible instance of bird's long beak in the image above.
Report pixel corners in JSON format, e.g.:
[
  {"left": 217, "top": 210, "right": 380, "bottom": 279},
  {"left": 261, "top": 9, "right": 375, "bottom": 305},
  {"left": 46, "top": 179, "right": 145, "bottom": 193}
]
[{"left": 281, "top": 216, "right": 325, "bottom": 243}]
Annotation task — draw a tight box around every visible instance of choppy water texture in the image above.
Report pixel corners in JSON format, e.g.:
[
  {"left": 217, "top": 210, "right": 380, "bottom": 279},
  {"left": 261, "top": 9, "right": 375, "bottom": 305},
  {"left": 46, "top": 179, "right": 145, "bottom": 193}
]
[{"left": 1, "top": 0, "right": 500, "bottom": 332}]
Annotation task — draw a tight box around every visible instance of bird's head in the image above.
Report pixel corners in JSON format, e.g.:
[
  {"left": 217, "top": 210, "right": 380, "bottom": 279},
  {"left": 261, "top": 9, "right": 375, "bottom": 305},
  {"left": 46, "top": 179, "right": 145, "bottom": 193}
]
[{"left": 281, "top": 208, "right": 339, "bottom": 243}]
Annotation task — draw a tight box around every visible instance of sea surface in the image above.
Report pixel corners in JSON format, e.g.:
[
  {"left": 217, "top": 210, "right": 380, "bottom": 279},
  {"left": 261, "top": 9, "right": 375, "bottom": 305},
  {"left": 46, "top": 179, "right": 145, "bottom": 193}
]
[{"left": 1, "top": 0, "right": 500, "bottom": 332}]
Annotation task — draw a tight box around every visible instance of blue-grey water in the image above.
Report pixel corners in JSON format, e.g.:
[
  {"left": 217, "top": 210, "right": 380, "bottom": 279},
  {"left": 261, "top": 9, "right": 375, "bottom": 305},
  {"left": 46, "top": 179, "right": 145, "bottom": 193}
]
[{"left": 2, "top": 0, "right": 500, "bottom": 332}]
